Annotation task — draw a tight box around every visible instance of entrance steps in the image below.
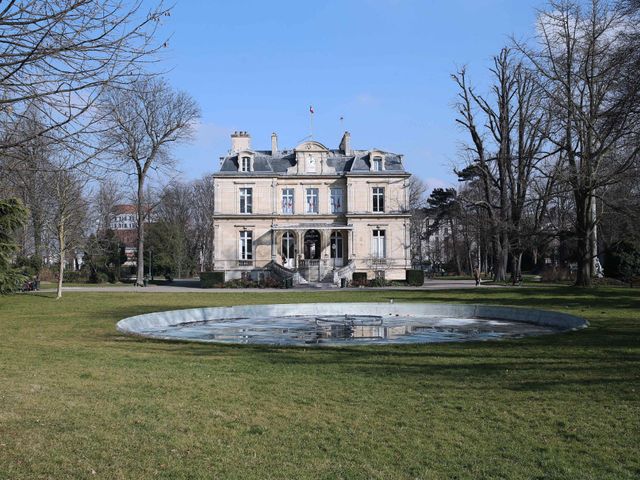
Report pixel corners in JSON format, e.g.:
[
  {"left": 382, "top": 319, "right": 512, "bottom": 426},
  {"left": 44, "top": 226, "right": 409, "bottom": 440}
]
[{"left": 298, "top": 281, "right": 337, "bottom": 289}]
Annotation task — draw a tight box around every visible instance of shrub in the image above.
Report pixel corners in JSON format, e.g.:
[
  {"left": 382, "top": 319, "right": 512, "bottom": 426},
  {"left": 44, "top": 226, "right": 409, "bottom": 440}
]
[
  {"left": 406, "top": 269, "right": 424, "bottom": 286},
  {"left": 259, "top": 276, "right": 283, "bottom": 289},
  {"left": 63, "top": 270, "right": 89, "bottom": 283},
  {"left": 352, "top": 272, "right": 367, "bottom": 287},
  {"left": 591, "top": 277, "right": 628, "bottom": 287},
  {"left": 224, "top": 278, "right": 258, "bottom": 288},
  {"left": 540, "top": 266, "right": 574, "bottom": 282},
  {"left": 369, "top": 277, "right": 393, "bottom": 287},
  {"left": 605, "top": 242, "right": 640, "bottom": 286},
  {"left": 200, "top": 271, "right": 225, "bottom": 288}
]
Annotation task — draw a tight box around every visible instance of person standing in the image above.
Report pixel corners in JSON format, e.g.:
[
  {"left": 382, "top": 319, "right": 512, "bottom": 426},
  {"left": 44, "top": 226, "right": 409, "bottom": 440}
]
[{"left": 473, "top": 268, "right": 481, "bottom": 287}]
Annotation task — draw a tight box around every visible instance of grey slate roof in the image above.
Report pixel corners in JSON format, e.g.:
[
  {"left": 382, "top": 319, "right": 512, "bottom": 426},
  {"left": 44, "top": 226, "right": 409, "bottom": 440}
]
[{"left": 217, "top": 149, "right": 406, "bottom": 175}]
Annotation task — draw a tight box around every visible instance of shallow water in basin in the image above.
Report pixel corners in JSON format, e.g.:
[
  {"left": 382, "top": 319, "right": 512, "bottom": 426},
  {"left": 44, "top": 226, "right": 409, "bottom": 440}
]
[{"left": 139, "top": 314, "right": 560, "bottom": 346}]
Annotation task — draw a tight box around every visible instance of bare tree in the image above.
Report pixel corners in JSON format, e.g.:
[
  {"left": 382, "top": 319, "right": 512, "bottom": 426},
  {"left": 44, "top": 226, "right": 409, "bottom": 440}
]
[
  {"left": 94, "top": 178, "right": 123, "bottom": 232},
  {"left": 50, "top": 168, "right": 89, "bottom": 298},
  {"left": 0, "top": 112, "right": 55, "bottom": 271},
  {"left": 406, "top": 176, "right": 428, "bottom": 267},
  {"left": 102, "top": 77, "right": 200, "bottom": 286},
  {"left": 0, "top": 0, "right": 169, "bottom": 158},
  {"left": 453, "top": 48, "right": 553, "bottom": 282},
  {"left": 192, "top": 175, "right": 216, "bottom": 272},
  {"left": 515, "top": 0, "right": 640, "bottom": 285},
  {"left": 453, "top": 51, "right": 515, "bottom": 281}
]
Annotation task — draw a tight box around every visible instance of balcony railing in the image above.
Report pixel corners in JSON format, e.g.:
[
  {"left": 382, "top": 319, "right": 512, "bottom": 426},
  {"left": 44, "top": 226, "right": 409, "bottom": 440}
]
[{"left": 237, "top": 259, "right": 254, "bottom": 267}]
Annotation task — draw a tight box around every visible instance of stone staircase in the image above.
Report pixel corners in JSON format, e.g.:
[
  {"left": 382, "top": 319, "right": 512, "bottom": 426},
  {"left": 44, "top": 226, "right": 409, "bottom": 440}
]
[{"left": 269, "top": 259, "right": 355, "bottom": 288}]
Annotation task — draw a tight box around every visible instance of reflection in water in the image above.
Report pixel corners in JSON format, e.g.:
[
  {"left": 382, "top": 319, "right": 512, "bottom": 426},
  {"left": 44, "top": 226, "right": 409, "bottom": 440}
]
[{"left": 143, "top": 315, "right": 560, "bottom": 346}]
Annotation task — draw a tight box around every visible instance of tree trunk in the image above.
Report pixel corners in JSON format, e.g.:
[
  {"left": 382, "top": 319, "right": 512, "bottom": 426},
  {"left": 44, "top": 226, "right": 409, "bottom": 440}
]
[
  {"left": 136, "top": 175, "right": 145, "bottom": 286},
  {"left": 449, "top": 219, "right": 463, "bottom": 275},
  {"left": 510, "top": 251, "right": 523, "bottom": 285},
  {"left": 493, "top": 232, "right": 508, "bottom": 282},
  {"left": 574, "top": 193, "right": 592, "bottom": 287},
  {"left": 57, "top": 221, "right": 65, "bottom": 299},
  {"left": 32, "top": 214, "right": 44, "bottom": 276},
  {"left": 590, "top": 197, "right": 598, "bottom": 276}
]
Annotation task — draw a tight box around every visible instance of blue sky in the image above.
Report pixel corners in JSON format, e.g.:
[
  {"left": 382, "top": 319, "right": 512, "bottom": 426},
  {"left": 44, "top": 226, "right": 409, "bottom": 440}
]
[{"left": 163, "top": 0, "right": 542, "bottom": 190}]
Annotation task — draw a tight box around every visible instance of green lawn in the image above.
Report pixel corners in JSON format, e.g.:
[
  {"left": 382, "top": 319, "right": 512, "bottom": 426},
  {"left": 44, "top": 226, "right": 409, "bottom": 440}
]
[{"left": 0, "top": 287, "right": 639, "bottom": 479}]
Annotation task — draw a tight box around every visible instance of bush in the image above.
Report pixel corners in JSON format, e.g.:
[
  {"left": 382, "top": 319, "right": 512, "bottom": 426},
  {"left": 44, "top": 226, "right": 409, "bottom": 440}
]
[
  {"left": 369, "top": 277, "right": 393, "bottom": 287},
  {"left": 540, "top": 265, "right": 574, "bottom": 282},
  {"left": 63, "top": 270, "right": 89, "bottom": 283},
  {"left": 591, "top": 277, "right": 628, "bottom": 287},
  {"left": 89, "top": 272, "right": 110, "bottom": 284},
  {"left": 224, "top": 278, "right": 257, "bottom": 288},
  {"left": 14, "top": 255, "right": 42, "bottom": 277},
  {"left": 352, "top": 272, "right": 367, "bottom": 287},
  {"left": 406, "top": 269, "right": 424, "bottom": 286},
  {"left": 259, "top": 276, "right": 283, "bottom": 288},
  {"left": 200, "top": 271, "right": 225, "bottom": 288},
  {"left": 604, "top": 242, "right": 640, "bottom": 286}
]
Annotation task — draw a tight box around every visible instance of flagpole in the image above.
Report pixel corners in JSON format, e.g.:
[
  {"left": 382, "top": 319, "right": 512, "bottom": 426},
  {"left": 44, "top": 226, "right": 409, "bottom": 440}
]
[{"left": 309, "top": 105, "right": 314, "bottom": 139}]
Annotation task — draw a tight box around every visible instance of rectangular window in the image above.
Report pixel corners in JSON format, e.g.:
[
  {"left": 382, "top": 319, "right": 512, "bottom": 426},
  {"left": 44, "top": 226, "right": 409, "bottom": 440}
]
[
  {"left": 330, "top": 188, "right": 344, "bottom": 214},
  {"left": 282, "top": 188, "right": 294, "bottom": 214},
  {"left": 239, "top": 231, "right": 253, "bottom": 260},
  {"left": 240, "top": 156, "right": 250, "bottom": 172},
  {"left": 372, "top": 229, "right": 386, "bottom": 258},
  {"left": 239, "top": 187, "right": 252, "bottom": 214},
  {"left": 306, "top": 188, "right": 319, "bottom": 214},
  {"left": 372, "top": 187, "right": 385, "bottom": 213},
  {"left": 373, "top": 156, "right": 383, "bottom": 171}
]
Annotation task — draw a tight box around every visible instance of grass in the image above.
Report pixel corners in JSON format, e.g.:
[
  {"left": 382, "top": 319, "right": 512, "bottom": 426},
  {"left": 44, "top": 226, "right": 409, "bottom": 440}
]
[{"left": 0, "top": 287, "right": 639, "bottom": 479}]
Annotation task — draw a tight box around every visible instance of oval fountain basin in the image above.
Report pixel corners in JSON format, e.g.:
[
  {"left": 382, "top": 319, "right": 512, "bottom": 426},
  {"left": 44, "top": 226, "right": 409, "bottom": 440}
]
[{"left": 116, "top": 303, "right": 587, "bottom": 347}]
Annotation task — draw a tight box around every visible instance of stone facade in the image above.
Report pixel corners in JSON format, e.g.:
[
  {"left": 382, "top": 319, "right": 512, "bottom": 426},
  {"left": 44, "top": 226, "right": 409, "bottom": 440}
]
[{"left": 212, "top": 131, "right": 412, "bottom": 283}]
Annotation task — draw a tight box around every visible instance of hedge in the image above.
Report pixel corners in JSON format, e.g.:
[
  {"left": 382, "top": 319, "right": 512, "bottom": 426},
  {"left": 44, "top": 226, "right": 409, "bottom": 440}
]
[
  {"left": 352, "top": 272, "right": 367, "bottom": 286},
  {"left": 406, "top": 269, "right": 424, "bottom": 286},
  {"left": 200, "top": 271, "right": 225, "bottom": 288}
]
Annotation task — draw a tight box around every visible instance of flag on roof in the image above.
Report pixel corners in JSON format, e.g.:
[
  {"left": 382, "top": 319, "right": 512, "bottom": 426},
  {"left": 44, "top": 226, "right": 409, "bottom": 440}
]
[{"left": 309, "top": 105, "right": 314, "bottom": 114}]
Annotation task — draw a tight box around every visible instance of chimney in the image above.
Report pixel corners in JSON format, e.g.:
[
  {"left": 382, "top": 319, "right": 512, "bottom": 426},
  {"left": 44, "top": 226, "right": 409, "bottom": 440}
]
[
  {"left": 230, "top": 131, "right": 251, "bottom": 153},
  {"left": 271, "top": 132, "right": 278, "bottom": 154},
  {"left": 339, "top": 131, "right": 351, "bottom": 155}
]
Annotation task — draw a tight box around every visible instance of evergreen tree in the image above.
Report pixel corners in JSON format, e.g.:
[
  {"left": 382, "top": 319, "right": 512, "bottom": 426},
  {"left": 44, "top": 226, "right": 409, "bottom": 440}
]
[{"left": 0, "top": 199, "right": 28, "bottom": 293}]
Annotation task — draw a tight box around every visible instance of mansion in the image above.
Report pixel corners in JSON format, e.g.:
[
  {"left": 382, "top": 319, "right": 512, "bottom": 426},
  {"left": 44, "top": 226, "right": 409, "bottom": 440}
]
[{"left": 212, "top": 131, "right": 412, "bottom": 284}]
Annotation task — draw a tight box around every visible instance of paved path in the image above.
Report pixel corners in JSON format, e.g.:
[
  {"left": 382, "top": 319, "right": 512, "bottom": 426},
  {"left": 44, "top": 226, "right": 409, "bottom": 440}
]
[{"left": 35, "top": 279, "right": 500, "bottom": 293}]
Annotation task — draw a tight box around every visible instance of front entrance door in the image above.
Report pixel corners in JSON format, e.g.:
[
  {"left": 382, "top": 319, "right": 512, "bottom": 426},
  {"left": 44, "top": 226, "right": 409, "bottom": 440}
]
[
  {"left": 330, "top": 231, "right": 344, "bottom": 267},
  {"left": 304, "top": 230, "right": 321, "bottom": 259},
  {"left": 281, "top": 231, "right": 295, "bottom": 269}
]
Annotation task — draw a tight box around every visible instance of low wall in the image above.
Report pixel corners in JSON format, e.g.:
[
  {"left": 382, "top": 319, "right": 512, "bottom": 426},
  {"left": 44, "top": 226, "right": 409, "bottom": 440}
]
[{"left": 117, "top": 302, "right": 588, "bottom": 340}]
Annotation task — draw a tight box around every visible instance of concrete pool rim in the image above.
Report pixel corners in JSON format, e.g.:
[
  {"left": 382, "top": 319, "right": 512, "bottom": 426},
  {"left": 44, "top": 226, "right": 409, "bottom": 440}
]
[{"left": 116, "top": 302, "right": 588, "bottom": 345}]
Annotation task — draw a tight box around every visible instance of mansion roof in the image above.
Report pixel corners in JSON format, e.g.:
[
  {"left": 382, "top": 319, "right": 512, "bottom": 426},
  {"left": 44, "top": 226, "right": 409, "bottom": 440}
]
[{"left": 217, "top": 147, "right": 407, "bottom": 176}]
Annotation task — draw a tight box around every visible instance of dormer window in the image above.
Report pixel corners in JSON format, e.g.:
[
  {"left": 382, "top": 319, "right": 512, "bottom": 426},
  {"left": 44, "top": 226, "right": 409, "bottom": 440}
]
[
  {"left": 240, "top": 156, "right": 251, "bottom": 172},
  {"left": 372, "top": 156, "right": 383, "bottom": 171}
]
